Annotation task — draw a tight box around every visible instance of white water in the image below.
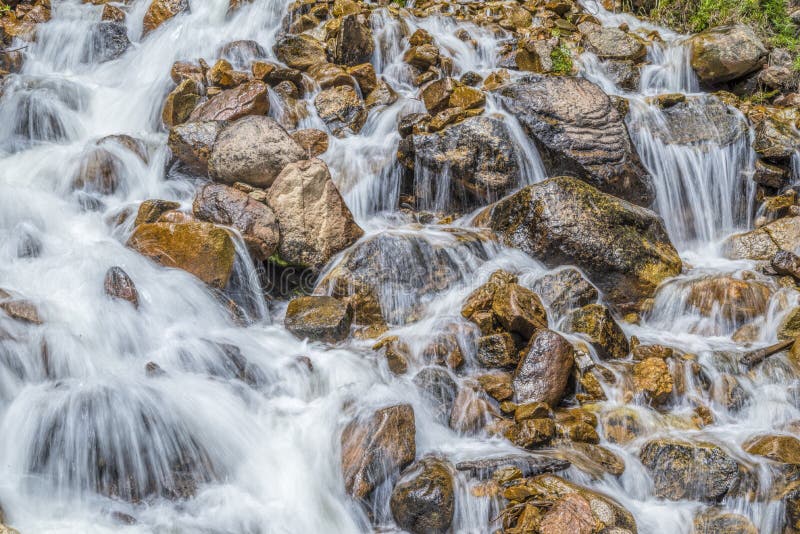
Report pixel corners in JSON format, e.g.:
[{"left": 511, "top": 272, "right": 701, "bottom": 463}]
[{"left": 0, "top": 0, "right": 797, "bottom": 533}]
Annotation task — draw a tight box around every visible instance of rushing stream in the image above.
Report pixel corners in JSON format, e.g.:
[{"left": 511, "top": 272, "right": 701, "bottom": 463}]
[{"left": 0, "top": 0, "right": 798, "bottom": 532}]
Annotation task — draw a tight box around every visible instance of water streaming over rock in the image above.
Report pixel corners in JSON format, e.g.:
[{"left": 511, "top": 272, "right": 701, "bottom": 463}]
[{"left": 0, "top": 0, "right": 798, "bottom": 533}]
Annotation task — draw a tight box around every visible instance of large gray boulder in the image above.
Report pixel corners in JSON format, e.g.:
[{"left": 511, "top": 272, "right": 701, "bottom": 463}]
[
  {"left": 476, "top": 176, "right": 682, "bottom": 311},
  {"left": 499, "top": 76, "right": 653, "bottom": 206},
  {"left": 208, "top": 116, "right": 305, "bottom": 188}
]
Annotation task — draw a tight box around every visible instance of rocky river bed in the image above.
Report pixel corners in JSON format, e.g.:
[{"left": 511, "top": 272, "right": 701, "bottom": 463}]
[{"left": 1, "top": 0, "right": 800, "bottom": 532}]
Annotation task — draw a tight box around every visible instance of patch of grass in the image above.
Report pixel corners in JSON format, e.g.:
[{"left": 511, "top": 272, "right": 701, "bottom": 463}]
[
  {"left": 652, "top": 0, "right": 800, "bottom": 69},
  {"left": 0, "top": 2, "right": 10, "bottom": 15},
  {"left": 550, "top": 45, "right": 573, "bottom": 75}
]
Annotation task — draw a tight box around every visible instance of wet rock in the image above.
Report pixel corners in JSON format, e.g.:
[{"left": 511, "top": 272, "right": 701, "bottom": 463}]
[
  {"left": 193, "top": 183, "right": 279, "bottom": 261},
  {"left": 373, "top": 336, "right": 410, "bottom": 374},
  {"left": 724, "top": 217, "right": 800, "bottom": 260},
  {"left": 781, "top": 308, "right": 800, "bottom": 340},
  {"left": 632, "top": 357, "right": 673, "bottom": 406},
  {"left": 584, "top": 27, "right": 646, "bottom": 60},
  {"left": 644, "top": 94, "right": 747, "bottom": 147},
  {"left": 314, "top": 85, "right": 367, "bottom": 137},
  {"left": 477, "top": 332, "right": 518, "bottom": 369},
  {"left": 318, "top": 228, "right": 492, "bottom": 326},
  {"left": 531, "top": 268, "right": 598, "bottom": 316},
  {"left": 72, "top": 143, "right": 135, "bottom": 196},
  {"left": 773, "top": 250, "right": 800, "bottom": 281},
  {"left": 413, "top": 367, "right": 457, "bottom": 423},
  {"left": 499, "top": 77, "right": 653, "bottom": 205},
  {"left": 104, "top": 267, "right": 139, "bottom": 308},
  {"left": 397, "top": 115, "right": 521, "bottom": 212},
  {"left": 555, "top": 409, "right": 600, "bottom": 444},
  {"left": 208, "top": 116, "right": 305, "bottom": 188},
  {"left": 603, "top": 59, "right": 641, "bottom": 90},
  {"left": 285, "top": 295, "right": 353, "bottom": 343},
  {"left": 686, "top": 275, "right": 771, "bottom": 323},
  {"left": 307, "top": 62, "right": 354, "bottom": 89},
  {"left": 404, "top": 43, "right": 439, "bottom": 71},
  {"left": 88, "top": 21, "right": 130, "bottom": 63},
  {"left": 510, "top": 475, "right": 637, "bottom": 532},
  {"left": 161, "top": 79, "right": 202, "bottom": 127},
  {"left": 331, "top": 14, "right": 374, "bottom": 66},
  {"left": 477, "top": 372, "right": 513, "bottom": 402},
  {"left": 188, "top": 80, "right": 269, "bottom": 122},
  {"left": 450, "top": 386, "right": 496, "bottom": 434},
  {"left": 744, "top": 434, "right": 800, "bottom": 465},
  {"left": 143, "top": 0, "right": 189, "bottom": 36},
  {"left": 688, "top": 25, "right": 767, "bottom": 85},
  {"left": 274, "top": 34, "right": 327, "bottom": 70},
  {"left": 366, "top": 79, "right": 399, "bottom": 108},
  {"left": 265, "top": 158, "right": 363, "bottom": 272},
  {"left": 290, "top": 128, "right": 329, "bottom": 158},
  {"left": 639, "top": 439, "right": 744, "bottom": 502},
  {"left": 601, "top": 407, "right": 641, "bottom": 445},
  {"left": 462, "top": 270, "right": 547, "bottom": 339},
  {"left": 504, "top": 418, "right": 556, "bottom": 449},
  {"left": 341, "top": 404, "right": 416, "bottom": 500},
  {"left": 477, "top": 176, "right": 681, "bottom": 312},
  {"left": 539, "top": 492, "right": 594, "bottom": 533},
  {"left": 127, "top": 222, "right": 235, "bottom": 288},
  {"left": 168, "top": 120, "right": 226, "bottom": 175},
  {"left": 713, "top": 373, "right": 749, "bottom": 411},
  {"left": 0, "top": 290, "right": 43, "bottom": 325},
  {"left": 134, "top": 199, "right": 181, "bottom": 227},
  {"left": 390, "top": 457, "right": 454, "bottom": 534},
  {"left": 513, "top": 329, "right": 574, "bottom": 407},
  {"left": 564, "top": 304, "right": 629, "bottom": 360},
  {"left": 693, "top": 508, "right": 758, "bottom": 534}
]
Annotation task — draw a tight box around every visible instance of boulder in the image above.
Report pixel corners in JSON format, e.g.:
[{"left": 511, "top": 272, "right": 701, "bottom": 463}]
[
  {"left": 314, "top": 85, "right": 367, "bottom": 136},
  {"left": 192, "top": 183, "right": 279, "bottom": 261},
  {"left": 291, "top": 128, "right": 329, "bottom": 158},
  {"left": 744, "top": 434, "right": 800, "bottom": 465},
  {"left": 564, "top": 304, "right": 629, "bottom": 359},
  {"left": 265, "top": 158, "right": 363, "bottom": 272},
  {"left": 499, "top": 77, "right": 653, "bottom": 205},
  {"left": 134, "top": 199, "right": 180, "bottom": 227},
  {"left": 639, "top": 439, "right": 744, "bottom": 502},
  {"left": 723, "top": 217, "right": 800, "bottom": 260},
  {"left": 584, "top": 27, "right": 646, "bottom": 60},
  {"left": 531, "top": 268, "right": 598, "bottom": 316},
  {"left": 168, "top": 120, "right": 226, "bottom": 175},
  {"left": 397, "top": 115, "right": 522, "bottom": 213},
  {"left": 341, "top": 404, "right": 416, "bottom": 500},
  {"left": 208, "top": 116, "right": 305, "bottom": 188},
  {"left": 685, "top": 275, "right": 771, "bottom": 322},
  {"left": 142, "top": 0, "right": 189, "bottom": 36},
  {"left": 642, "top": 94, "right": 746, "bottom": 146},
  {"left": 162, "top": 79, "right": 202, "bottom": 127},
  {"left": 513, "top": 329, "right": 574, "bottom": 406},
  {"left": 476, "top": 333, "right": 519, "bottom": 369},
  {"left": 462, "top": 270, "right": 547, "bottom": 339},
  {"left": 688, "top": 25, "right": 767, "bottom": 85},
  {"left": 773, "top": 250, "right": 800, "bottom": 281},
  {"left": 188, "top": 80, "right": 269, "bottom": 122},
  {"left": 413, "top": 367, "right": 458, "bottom": 423},
  {"left": 273, "top": 34, "right": 327, "bottom": 70},
  {"left": 104, "top": 267, "right": 139, "bottom": 308},
  {"left": 476, "top": 176, "right": 682, "bottom": 311},
  {"left": 693, "top": 509, "right": 758, "bottom": 534},
  {"left": 539, "top": 493, "right": 595, "bottom": 534},
  {"left": 632, "top": 357, "right": 673, "bottom": 406},
  {"left": 331, "top": 14, "right": 374, "bottom": 66},
  {"left": 88, "top": 21, "right": 130, "bottom": 63},
  {"left": 390, "top": 457, "right": 454, "bottom": 534},
  {"left": 284, "top": 295, "right": 353, "bottom": 343},
  {"left": 127, "top": 222, "right": 236, "bottom": 288}
]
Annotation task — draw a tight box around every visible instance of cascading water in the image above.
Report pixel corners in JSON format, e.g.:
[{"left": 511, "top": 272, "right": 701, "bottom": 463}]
[{"left": 0, "top": 0, "right": 798, "bottom": 532}]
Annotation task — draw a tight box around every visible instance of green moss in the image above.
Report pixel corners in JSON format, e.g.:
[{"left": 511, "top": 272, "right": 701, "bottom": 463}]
[
  {"left": 0, "top": 2, "right": 9, "bottom": 15},
  {"left": 550, "top": 46, "right": 573, "bottom": 75}
]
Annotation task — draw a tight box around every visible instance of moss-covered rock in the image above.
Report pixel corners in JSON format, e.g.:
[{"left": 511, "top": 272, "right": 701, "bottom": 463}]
[
  {"left": 476, "top": 177, "right": 681, "bottom": 312},
  {"left": 127, "top": 222, "right": 236, "bottom": 288},
  {"left": 284, "top": 295, "right": 353, "bottom": 343}
]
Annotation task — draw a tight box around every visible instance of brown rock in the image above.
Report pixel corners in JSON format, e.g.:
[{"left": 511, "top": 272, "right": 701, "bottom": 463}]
[
  {"left": 564, "top": 304, "right": 629, "bottom": 360},
  {"left": 188, "top": 80, "right": 269, "bottom": 122},
  {"left": 265, "top": 158, "right": 364, "bottom": 272},
  {"left": 143, "top": 0, "right": 189, "bottom": 36},
  {"left": 285, "top": 295, "right": 353, "bottom": 343},
  {"left": 632, "top": 357, "right": 673, "bottom": 406},
  {"left": 104, "top": 267, "right": 139, "bottom": 308},
  {"left": 341, "top": 404, "right": 416, "bottom": 499},
  {"left": 314, "top": 85, "right": 367, "bottom": 136},
  {"left": 127, "top": 222, "right": 236, "bottom": 288},
  {"left": 291, "top": 128, "right": 329, "bottom": 158},
  {"left": 390, "top": 457, "right": 454, "bottom": 534},
  {"left": 513, "top": 329, "right": 574, "bottom": 406},
  {"left": 539, "top": 493, "right": 594, "bottom": 534},
  {"left": 192, "top": 183, "right": 279, "bottom": 261},
  {"left": 168, "top": 120, "right": 226, "bottom": 175},
  {"left": 161, "top": 79, "right": 201, "bottom": 127}
]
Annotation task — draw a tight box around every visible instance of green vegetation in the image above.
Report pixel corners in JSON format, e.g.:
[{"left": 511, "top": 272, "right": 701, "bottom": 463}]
[
  {"left": 550, "top": 45, "right": 573, "bottom": 75},
  {"left": 0, "top": 2, "right": 10, "bottom": 15},
  {"left": 652, "top": 0, "right": 800, "bottom": 65}
]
